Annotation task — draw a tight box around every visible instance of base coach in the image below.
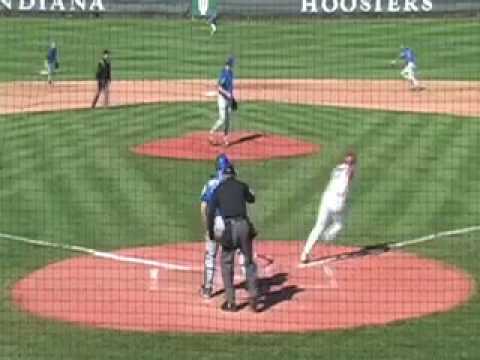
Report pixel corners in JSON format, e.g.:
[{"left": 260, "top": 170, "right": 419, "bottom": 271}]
[{"left": 207, "top": 164, "right": 259, "bottom": 312}]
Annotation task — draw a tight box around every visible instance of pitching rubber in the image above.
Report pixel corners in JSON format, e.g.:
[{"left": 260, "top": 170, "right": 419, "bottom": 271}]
[{"left": 204, "top": 90, "right": 217, "bottom": 97}]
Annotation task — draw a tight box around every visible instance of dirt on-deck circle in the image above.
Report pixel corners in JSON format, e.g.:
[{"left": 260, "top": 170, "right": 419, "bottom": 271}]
[
  {"left": 11, "top": 241, "right": 474, "bottom": 333},
  {"left": 133, "top": 131, "right": 320, "bottom": 160}
]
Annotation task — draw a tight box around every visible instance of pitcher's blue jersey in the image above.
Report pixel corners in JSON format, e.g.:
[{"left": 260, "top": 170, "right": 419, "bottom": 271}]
[
  {"left": 218, "top": 68, "right": 234, "bottom": 94},
  {"left": 400, "top": 48, "right": 416, "bottom": 65}
]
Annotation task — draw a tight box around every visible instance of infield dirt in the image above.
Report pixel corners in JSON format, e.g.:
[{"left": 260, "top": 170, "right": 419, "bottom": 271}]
[{"left": 1, "top": 79, "right": 479, "bottom": 117}]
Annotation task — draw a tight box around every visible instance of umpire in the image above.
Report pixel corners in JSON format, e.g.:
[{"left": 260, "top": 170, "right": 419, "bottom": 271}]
[
  {"left": 91, "top": 49, "right": 111, "bottom": 108},
  {"left": 207, "top": 164, "right": 258, "bottom": 312}
]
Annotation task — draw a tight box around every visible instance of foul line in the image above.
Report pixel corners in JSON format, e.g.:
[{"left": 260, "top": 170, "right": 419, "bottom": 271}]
[
  {"left": 0, "top": 232, "right": 195, "bottom": 272},
  {"left": 3, "top": 225, "right": 478, "bottom": 273},
  {"left": 299, "top": 225, "right": 480, "bottom": 269}
]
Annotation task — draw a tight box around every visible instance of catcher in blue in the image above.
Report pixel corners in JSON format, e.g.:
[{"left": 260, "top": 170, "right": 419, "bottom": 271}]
[
  {"left": 199, "top": 153, "right": 232, "bottom": 298},
  {"left": 391, "top": 46, "right": 422, "bottom": 90},
  {"left": 209, "top": 56, "right": 237, "bottom": 147}
]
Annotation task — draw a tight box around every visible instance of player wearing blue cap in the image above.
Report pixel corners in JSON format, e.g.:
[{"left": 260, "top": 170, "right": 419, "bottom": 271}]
[
  {"left": 209, "top": 56, "right": 237, "bottom": 147},
  {"left": 199, "top": 154, "right": 232, "bottom": 298},
  {"left": 44, "top": 41, "right": 59, "bottom": 85},
  {"left": 391, "top": 46, "right": 421, "bottom": 90}
]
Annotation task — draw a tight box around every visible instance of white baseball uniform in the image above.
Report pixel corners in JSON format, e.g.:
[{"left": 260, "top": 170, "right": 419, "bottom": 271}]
[{"left": 301, "top": 161, "right": 356, "bottom": 261}]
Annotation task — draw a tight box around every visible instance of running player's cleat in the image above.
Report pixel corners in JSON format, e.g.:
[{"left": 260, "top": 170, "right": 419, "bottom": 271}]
[{"left": 300, "top": 254, "right": 311, "bottom": 264}]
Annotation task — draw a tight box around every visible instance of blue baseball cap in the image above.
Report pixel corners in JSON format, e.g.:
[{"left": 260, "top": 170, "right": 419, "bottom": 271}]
[{"left": 226, "top": 56, "right": 235, "bottom": 66}]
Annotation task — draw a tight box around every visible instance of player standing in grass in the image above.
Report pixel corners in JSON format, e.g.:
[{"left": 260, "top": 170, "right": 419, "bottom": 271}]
[
  {"left": 391, "top": 46, "right": 421, "bottom": 90},
  {"left": 45, "top": 41, "right": 59, "bottom": 85},
  {"left": 91, "top": 50, "right": 112, "bottom": 108},
  {"left": 207, "top": 12, "right": 218, "bottom": 35},
  {"left": 199, "top": 154, "right": 232, "bottom": 298},
  {"left": 209, "top": 56, "right": 237, "bottom": 147},
  {"left": 300, "top": 152, "right": 357, "bottom": 264}
]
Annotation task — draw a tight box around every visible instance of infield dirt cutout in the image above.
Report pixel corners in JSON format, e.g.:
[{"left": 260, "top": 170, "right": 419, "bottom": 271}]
[
  {"left": 12, "top": 241, "right": 474, "bottom": 333},
  {"left": 2, "top": 79, "right": 478, "bottom": 160},
  {"left": 1, "top": 79, "right": 479, "bottom": 117}
]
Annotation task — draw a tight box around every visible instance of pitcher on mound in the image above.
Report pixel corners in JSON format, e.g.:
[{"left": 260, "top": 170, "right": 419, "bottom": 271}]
[
  {"left": 209, "top": 56, "right": 237, "bottom": 147},
  {"left": 300, "top": 151, "right": 357, "bottom": 264}
]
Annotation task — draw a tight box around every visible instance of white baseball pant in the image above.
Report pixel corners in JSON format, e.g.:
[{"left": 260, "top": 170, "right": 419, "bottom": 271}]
[
  {"left": 401, "top": 62, "right": 419, "bottom": 87},
  {"left": 203, "top": 216, "right": 225, "bottom": 290},
  {"left": 209, "top": 94, "right": 231, "bottom": 134},
  {"left": 301, "top": 193, "right": 346, "bottom": 259}
]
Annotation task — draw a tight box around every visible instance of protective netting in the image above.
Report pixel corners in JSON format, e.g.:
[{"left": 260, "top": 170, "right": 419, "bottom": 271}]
[{"left": 0, "top": 3, "right": 479, "bottom": 359}]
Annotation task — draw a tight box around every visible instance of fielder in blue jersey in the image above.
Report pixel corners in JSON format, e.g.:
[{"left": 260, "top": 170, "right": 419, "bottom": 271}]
[
  {"left": 207, "top": 12, "right": 218, "bottom": 35},
  {"left": 392, "top": 46, "right": 421, "bottom": 90},
  {"left": 45, "top": 41, "right": 59, "bottom": 85},
  {"left": 199, "top": 154, "right": 232, "bottom": 298},
  {"left": 209, "top": 56, "right": 237, "bottom": 147}
]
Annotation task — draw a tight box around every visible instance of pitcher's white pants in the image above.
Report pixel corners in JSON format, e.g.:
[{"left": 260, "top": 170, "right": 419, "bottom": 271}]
[{"left": 210, "top": 95, "right": 231, "bottom": 134}]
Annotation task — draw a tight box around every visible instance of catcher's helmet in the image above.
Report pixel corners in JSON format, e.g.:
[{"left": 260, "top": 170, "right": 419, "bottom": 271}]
[{"left": 215, "top": 153, "right": 232, "bottom": 172}]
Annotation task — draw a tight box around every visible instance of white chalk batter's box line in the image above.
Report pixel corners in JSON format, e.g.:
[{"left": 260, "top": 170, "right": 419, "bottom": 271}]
[{"left": 1, "top": 225, "right": 479, "bottom": 272}]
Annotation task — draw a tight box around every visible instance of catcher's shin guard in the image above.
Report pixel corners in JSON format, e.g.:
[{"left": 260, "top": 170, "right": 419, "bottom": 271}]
[{"left": 203, "top": 237, "right": 218, "bottom": 290}]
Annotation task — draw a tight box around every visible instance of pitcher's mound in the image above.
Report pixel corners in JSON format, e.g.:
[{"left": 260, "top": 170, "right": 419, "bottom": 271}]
[{"left": 133, "top": 131, "right": 319, "bottom": 160}]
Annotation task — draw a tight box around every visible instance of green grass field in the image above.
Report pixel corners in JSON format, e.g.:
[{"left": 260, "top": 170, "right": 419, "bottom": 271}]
[
  {"left": 1, "top": 17, "right": 480, "bottom": 81},
  {"left": 0, "top": 16, "right": 480, "bottom": 360}
]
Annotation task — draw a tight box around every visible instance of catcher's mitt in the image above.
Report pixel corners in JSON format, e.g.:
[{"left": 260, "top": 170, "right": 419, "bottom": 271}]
[{"left": 231, "top": 97, "right": 238, "bottom": 111}]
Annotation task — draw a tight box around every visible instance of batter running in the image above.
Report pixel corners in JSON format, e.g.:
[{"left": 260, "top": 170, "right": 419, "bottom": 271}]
[
  {"left": 209, "top": 56, "right": 237, "bottom": 147},
  {"left": 300, "top": 151, "right": 357, "bottom": 264}
]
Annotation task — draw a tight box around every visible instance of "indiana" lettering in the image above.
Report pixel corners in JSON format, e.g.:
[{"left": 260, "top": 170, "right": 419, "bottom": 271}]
[{"left": 0, "top": 0, "right": 105, "bottom": 11}]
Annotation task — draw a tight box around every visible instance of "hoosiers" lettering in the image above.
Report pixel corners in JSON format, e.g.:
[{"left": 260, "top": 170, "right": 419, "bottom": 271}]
[{"left": 301, "top": 0, "right": 433, "bottom": 13}]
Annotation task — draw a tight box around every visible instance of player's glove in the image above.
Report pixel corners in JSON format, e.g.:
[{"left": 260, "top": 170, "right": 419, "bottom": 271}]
[{"left": 231, "top": 97, "right": 238, "bottom": 111}]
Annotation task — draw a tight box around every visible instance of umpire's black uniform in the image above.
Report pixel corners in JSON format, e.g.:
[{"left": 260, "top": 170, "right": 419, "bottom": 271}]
[
  {"left": 91, "top": 50, "right": 111, "bottom": 108},
  {"left": 207, "top": 165, "right": 258, "bottom": 312}
]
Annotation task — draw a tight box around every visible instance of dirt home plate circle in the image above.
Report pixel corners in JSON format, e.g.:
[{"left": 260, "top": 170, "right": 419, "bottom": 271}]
[{"left": 12, "top": 241, "right": 474, "bottom": 333}]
